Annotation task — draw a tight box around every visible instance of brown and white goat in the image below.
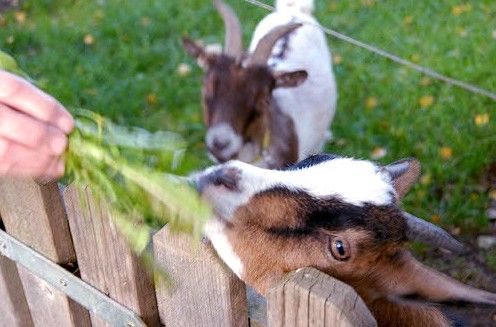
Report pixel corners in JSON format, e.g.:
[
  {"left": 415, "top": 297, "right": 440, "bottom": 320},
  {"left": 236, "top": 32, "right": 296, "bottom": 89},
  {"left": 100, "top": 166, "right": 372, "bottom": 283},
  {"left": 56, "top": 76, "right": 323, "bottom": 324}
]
[
  {"left": 183, "top": 0, "right": 336, "bottom": 168},
  {"left": 191, "top": 154, "right": 496, "bottom": 326}
]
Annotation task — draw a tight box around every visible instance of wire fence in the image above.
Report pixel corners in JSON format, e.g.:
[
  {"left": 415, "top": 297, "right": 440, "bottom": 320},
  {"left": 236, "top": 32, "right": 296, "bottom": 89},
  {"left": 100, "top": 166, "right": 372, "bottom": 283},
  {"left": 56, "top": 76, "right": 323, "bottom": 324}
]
[{"left": 242, "top": 0, "right": 496, "bottom": 102}]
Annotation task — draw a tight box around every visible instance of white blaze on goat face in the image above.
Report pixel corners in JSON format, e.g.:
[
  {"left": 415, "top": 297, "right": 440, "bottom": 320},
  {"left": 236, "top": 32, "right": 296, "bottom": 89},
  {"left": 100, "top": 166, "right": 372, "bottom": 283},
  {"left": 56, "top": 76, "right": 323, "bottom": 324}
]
[{"left": 197, "top": 156, "right": 396, "bottom": 222}]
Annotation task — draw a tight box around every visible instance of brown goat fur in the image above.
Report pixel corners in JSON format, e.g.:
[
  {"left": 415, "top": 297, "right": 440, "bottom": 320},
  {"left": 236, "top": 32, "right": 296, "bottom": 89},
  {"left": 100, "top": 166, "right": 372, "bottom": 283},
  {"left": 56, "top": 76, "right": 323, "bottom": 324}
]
[
  {"left": 222, "top": 191, "right": 459, "bottom": 326},
  {"left": 183, "top": 34, "right": 307, "bottom": 165},
  {"left": 194, "top": 155, "right": 496, "bottom": 326}
]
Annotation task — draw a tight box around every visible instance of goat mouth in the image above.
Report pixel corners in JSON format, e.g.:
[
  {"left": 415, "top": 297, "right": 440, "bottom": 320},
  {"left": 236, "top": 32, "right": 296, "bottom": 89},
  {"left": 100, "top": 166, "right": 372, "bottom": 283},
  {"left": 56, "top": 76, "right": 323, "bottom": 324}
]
[
  {"left": 208, "top": 150, "right": 238, "bottom": 163},
  {"left": 212, "top": 214, "right": 234, "bottom": 228}
]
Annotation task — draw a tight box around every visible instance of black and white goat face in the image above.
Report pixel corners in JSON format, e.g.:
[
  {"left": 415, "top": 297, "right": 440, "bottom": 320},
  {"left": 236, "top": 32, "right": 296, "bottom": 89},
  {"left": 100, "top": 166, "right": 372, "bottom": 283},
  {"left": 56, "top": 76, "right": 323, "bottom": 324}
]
[
  {"left": 191, "top": 154, "right": 496, "bottom": 326},
  {"left": 195, "top": 154, "right": 397, "bottom": 221}
]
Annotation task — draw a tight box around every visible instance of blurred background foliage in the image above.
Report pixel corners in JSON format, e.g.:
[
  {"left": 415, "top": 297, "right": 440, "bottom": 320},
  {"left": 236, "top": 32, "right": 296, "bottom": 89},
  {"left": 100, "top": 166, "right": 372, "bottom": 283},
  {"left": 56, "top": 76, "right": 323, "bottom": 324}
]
[{"left": 0, "top": 0, "right": 495, "bottom": 238}]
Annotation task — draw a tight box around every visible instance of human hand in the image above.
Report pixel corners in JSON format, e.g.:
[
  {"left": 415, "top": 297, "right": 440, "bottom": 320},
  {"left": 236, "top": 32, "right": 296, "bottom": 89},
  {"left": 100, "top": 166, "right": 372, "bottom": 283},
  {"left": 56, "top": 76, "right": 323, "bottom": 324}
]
[{"left": 0, "top": 70, "right": 74, "bottom": 179}]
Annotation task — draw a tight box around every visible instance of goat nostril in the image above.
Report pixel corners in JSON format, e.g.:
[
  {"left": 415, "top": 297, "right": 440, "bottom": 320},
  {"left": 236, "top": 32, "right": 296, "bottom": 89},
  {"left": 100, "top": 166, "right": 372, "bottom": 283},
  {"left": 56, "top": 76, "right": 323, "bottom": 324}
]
[
  {"left": 213, "top": 138, "right": 230, "bottom": 150},
  {"left": 211, "top": 167, "right": 242, "bottom": 190}
]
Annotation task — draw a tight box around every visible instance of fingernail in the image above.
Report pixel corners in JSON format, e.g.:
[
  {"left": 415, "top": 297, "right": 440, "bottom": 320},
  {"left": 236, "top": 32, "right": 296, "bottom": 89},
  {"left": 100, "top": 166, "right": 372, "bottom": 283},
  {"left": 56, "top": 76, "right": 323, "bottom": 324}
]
[
  {"left": 57, "top": 115, "right": 75, "bottom": 134},
  {"left": 50, "top": 135, "right": 68, "bottom": 155}
]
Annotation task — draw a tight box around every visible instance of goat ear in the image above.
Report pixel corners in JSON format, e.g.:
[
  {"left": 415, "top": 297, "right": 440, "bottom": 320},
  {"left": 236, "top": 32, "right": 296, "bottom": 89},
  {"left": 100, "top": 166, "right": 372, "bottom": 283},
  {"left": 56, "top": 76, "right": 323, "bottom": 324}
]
[
  {"left": 383, "top": 158, "right": 420, "bottom": 200},
  {"left": 383, "top": 250, "right": 496, "bottom": 305},
  {"left": 273, "top": 70, "right": 308, "bottom": 88},
  {"left": 182, "top": 37, "right": 210, "bottom": 69}
]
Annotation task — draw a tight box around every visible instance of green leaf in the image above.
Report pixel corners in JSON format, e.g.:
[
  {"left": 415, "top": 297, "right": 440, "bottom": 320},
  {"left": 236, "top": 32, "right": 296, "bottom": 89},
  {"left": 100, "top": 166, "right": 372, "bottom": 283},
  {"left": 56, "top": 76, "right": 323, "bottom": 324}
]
[{"left": 0, "top": 50, "right": 31, "bottom": 79}]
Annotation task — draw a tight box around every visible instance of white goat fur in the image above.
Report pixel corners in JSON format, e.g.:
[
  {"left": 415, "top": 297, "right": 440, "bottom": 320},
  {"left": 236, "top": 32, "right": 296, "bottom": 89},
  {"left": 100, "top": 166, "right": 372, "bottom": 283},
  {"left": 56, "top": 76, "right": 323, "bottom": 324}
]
[{"left": 249, "top": 0, "right": 337, "bottom": 161}]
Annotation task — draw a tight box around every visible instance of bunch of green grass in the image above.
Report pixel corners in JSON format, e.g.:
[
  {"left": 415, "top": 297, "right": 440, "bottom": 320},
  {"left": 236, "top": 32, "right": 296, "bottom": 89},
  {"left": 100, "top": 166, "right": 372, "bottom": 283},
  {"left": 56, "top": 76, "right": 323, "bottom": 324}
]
[{"left": 0, "top": 50, "right": 211, "bottom": 256}]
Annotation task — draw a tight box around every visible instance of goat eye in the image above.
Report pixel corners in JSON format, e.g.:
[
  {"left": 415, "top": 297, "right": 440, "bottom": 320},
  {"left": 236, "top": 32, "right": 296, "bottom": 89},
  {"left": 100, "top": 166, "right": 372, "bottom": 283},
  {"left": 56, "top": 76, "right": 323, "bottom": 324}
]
[{"left": 330, "top": 238, "right": 350, "bottom": 261}]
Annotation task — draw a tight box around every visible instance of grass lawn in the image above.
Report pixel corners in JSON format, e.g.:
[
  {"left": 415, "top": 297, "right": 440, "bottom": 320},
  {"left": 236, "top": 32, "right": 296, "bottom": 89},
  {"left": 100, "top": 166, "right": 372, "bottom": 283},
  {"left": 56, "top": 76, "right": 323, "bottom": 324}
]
[{"left": 0, "top": 0, "right": 495, "bottom": 236}]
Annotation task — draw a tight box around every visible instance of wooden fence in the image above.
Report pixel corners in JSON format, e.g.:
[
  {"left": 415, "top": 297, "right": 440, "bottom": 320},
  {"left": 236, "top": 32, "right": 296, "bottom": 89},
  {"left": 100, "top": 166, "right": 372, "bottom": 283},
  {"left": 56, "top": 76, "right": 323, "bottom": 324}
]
[{"left": 0, "top": 178, "right": 377, "bottom": 327}]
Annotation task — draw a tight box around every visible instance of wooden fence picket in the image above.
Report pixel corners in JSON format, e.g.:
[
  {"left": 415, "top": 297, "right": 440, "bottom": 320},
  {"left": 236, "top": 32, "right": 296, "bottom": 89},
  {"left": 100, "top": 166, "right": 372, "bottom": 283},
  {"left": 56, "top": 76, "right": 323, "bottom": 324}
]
[
  {"left": 0, "top": 179, "right": 378, "bottom": 327},
  {"left": 0, "top": 178, "right": 91, "bottom": 327},
  {"left": 0, "top": 252, "right": 33, "bottom": 327},
  {"left": 267, "top": 267, "right": 376, "bottom": 327},
  {"left": 153, "top": 226, "right": 249, "bottom": 327},
  {"left": 63, "top": 184, "right": 160, "bottom": 327}
]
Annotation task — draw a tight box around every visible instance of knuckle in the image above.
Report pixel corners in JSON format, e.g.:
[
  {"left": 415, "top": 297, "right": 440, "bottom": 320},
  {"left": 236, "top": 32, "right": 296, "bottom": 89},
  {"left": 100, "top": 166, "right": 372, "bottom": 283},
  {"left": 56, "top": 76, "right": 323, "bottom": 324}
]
[
  {"left": 0, "top": 72, "right": 23, "bottom": 99},
  {"left": 44, "top": 96, "right": 63, "bottom": 121},
  {"left": 0, "top": 105, "right": 9, "bottom": 132}
]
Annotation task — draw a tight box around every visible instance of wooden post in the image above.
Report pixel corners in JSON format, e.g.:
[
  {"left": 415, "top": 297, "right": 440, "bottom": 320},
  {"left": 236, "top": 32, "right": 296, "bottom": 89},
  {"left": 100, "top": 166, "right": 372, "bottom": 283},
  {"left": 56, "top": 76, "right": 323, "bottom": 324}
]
[
  {"left": 63, "top": 184, "right": 161, "bottom": 327},
  {"left": 153, "top": 226, "right": 249, "bottom": 327},
  {"left": 0, "top": 178, "right": 91, "bottom": 327},
  {"left": 0, "top": 252, "right": 33, "bottom": 327},
  {"left": 267, "top": 267, "right": 377, "bottom": 327}
]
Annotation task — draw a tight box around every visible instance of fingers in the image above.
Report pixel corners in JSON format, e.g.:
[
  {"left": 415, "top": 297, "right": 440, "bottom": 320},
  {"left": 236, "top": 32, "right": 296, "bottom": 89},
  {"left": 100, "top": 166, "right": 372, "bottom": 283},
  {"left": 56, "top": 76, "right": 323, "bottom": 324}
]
[
  {"left": 0, "top": 70, "right": 74, "bottom": 133},
  {"left": 0, "top": 104, "right": 68, "bottom": 156},
  {"left": 0, "top": 138, "right": 65, "bottom": 178}
]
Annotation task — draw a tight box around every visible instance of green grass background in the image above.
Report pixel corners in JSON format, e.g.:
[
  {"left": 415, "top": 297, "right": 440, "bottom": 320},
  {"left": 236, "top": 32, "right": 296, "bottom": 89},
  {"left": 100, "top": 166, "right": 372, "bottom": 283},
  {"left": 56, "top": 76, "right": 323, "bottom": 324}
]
[{"left": 0, "top": 0, "right": 495, "bottom": 234}]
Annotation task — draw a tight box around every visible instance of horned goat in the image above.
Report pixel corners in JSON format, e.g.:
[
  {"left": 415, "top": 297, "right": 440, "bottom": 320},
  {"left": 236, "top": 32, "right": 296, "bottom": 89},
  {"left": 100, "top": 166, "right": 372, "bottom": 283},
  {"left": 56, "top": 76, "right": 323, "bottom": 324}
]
[
  {"left": 183, "top": 0, "right": 336, "bottom": 168},
  {"left": 191, "top": 154, "right": 496, "bottom": 327}
]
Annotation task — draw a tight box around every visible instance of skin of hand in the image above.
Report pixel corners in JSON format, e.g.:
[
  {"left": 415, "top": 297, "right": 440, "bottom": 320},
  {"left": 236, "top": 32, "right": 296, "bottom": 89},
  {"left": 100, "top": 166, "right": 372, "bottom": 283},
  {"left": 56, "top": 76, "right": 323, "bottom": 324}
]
[{"left": 0, "top": 70, "right": 74, "bottom": 179}]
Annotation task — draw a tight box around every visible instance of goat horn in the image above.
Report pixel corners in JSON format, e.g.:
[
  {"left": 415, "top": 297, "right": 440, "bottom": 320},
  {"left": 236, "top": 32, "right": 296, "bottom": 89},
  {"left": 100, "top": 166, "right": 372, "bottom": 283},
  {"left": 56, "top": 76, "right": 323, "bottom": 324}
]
[
  {"left": 383, "top": 158, "right": 421, "bottom": 199},
  {"left": 213, "top": 0, "right": 243, "bottom": 59},
  {"left": 249, "top": 23, "right": 302, "bottom": 66},
  {"left": 403, "top": 212, "right": 466, "bottom": 253}
]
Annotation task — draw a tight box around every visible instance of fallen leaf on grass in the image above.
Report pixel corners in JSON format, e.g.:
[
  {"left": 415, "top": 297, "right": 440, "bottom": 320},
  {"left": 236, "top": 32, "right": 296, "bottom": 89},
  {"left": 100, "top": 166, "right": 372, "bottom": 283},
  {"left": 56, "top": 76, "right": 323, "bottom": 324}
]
[
  {"left": 431, "top": 215, "right": 442, "bottom": 224},
  {"left": 371, "top": 147, "right": 387, "bottom": 160},
  {"left": 147, "top": 93, "right": 157, "bottom": 105},
  {"left": 84, "top": 34, "right": 95, "bottom": 45},
  {"left": 489, "top": 190, "right": 496, "bottom": 201},
  {"left": 439, "top": 146, "right": 453, "bottom": 160},
  {"left": 403, "top": 16, "right": 413, "bottom": 25},
  {"left": 15, "top": 11, "right": 26, "bottom": 25},
  {"left": 420, "top": 77, "right": 431, "bottom": 86},
  {"left": 474, "top": 113, "right": 490, "bottom": 126},
  {"left": 362, "top": 0, "right": 375, "bottom": 7},
  {"left": 419, "top": 95, "right": 435, "bottom": 108},
  {"left": 365, "top": 96, "right": 377, "bottom": 109},
  {"left": 452, "top": 4, "right": 472, "bottom": 16},
  {"left": 420, "top": 174, "right": 431, "bottom": 185},
  {"left": 410, "top": 54, "right": 421, "bottom": 63}
]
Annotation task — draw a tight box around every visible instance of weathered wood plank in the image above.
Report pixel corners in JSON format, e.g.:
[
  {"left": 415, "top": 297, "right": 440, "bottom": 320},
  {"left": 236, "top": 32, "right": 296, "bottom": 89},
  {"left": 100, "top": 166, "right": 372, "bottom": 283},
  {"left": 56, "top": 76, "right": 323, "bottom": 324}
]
[
  {"left": 63, "top": 184, "right": 160, "bottom": 327},
  {"left": 267, "top": 267, "right": 377, "bottom": 327},
  {"left": 0, "top": 253, "right": 33, "bottom": 327},
  {"left": 153, "top": 226, "right": 249, "bottom": 327},
  {"left": 0, "top": 179, "right": 75, "bottom": 262},
  {"left": 0, "top": 228, "right": 147, "bottom": 327},
  {"left": 0, "top": 177, "right": 91, "bottom": 327}
]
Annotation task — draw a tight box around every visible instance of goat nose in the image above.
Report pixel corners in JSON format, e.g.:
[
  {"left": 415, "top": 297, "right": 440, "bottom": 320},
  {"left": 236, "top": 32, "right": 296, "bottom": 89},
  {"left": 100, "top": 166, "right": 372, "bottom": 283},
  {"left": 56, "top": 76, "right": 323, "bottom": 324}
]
[
  {"left": 213, "top": 137, "right": 230, "bottom": 150},
  {"left": 194, "top": 166, "right": 242, "bottom": 193}
]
